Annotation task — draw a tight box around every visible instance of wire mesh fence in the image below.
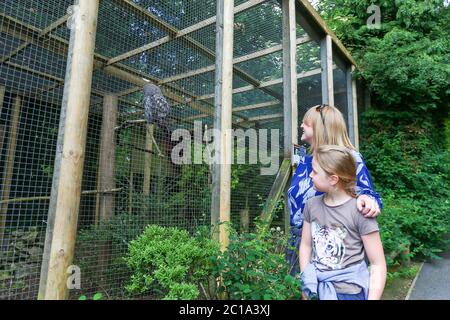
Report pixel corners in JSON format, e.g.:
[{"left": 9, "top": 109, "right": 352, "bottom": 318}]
[{"left": 0, "top": 0, "right": 355, "bottom": 300}]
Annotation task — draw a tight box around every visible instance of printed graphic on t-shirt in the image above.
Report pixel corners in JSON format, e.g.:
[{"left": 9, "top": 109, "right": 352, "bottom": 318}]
[{"left": 311, "top": 221, "right": 348, "bottom": 270}]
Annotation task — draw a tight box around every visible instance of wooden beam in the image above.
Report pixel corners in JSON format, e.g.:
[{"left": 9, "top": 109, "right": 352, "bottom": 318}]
[
  {"left": 346, "top": 66, "right": 355, "bottom": 146},
  {"left": 196, "top": 67, "right": 324, "bottom": 101},
  {"left": 321, "top": 35, "right": 334, "bottom": 105},
  {"left": 114, "top": 0, "right": 283, "bottom": 103},
  {"left": 0, "top": 14, "right": 69, "bottom": 64},
  {"left": 1, "top": 12, "right": 251, "bottom": 129},
  {"left": 0, "top": 188, "right": 122, "bottom": 205},
  {"left": 109, "top": 0, "right": 269, "bottom": 66},
  {"left": 143, "top": 124, "right": 154, "bottom": 196},
  {"left": 183, "top": 75, "right": 343, "bottom": 123},
  {"left": 237, "top": 113, "right": 284, "bottom": 123},
  {"left": 0, "top": 95, "right": 21, "bottom": 248},
  {"left": 0, "top": 13, "right": 224, "bottom": 123},
  {"left": 158, "top": 35, "right": 311, "bottom": 86},
  {"left": 350, "top": 65, "right": 359, "bottom": 149},
  {"left": 97, "top": 94, "right": 117, "bottom": 222},
  {"left": 42, "top": 0, "right": 99, "bottom": 300},
  {"left": 282, "top": 0, "right": 298, "bottom": 237},
  {"left": 211, "top": 0, "right": 234, "bottom": 251},
  {"left": 96, "top": 95, "right": 117, "bottom": 288},
  {"left": 99, "top": 63, "right": 217, "bottom": 118},
  {"left": 0, "top": 86, "right": 5, "bottom": 116},
  {"left": 185, "top": 100, "right": 281, "bottom": 121},
  {"left": 259, "top": 158, "right": 292, "bottom": 234},
  {"left": 282, "top": 0, "right": 298, "bottom": 159}
]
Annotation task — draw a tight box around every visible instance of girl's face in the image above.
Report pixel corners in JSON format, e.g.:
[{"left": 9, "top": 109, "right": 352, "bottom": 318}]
[
  {"left": 300, "top": 121, "right": 313, "bottom": 143},
  {"left": 310, "top": 159, "right": 337, "bottom": 193}
]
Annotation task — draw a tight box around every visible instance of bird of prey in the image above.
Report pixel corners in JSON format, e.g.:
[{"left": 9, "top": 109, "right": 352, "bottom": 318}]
[
  {"left": 143, "top": 83, "right": 171, "bottom": 133},
  {"left": 114, "top": 83, "right": 171, "bottom": 157}
]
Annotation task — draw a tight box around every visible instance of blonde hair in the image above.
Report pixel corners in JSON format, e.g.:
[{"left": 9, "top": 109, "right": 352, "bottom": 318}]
[
  {"left": 303, "top": 104, "right": 355, "bottom": 153},
  {"left": 314, "top": 145, "right": 357, "bottom": 197}
]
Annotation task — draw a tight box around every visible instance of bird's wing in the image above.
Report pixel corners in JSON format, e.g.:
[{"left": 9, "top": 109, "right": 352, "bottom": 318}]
[
  {"left": 153, "top": 93, "right": 170, "bottom": 119},
  {"left": 143, "top": 95, "right": 154, "bottom": 124}
]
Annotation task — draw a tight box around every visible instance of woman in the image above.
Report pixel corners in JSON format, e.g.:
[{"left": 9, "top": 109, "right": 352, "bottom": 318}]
[{"left": 286, "top": 104, "right": 382, "bottom": 276}]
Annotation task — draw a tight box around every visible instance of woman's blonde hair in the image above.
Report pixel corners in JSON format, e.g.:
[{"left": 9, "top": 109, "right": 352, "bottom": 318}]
[
  {"left": 303, "top": 104, "right": 355, "bottom": 153},
  {"left": 314, "top": 145, "right": 357, "bottom": 197}
]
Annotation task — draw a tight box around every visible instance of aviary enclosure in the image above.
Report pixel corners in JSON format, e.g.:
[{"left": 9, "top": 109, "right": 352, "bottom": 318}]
[{"left": 0, "top": 0, "right": 362, "bottom": 299}]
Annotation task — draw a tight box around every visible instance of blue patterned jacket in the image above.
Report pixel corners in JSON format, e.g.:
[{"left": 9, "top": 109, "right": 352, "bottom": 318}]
[{"left": 287, "top": 146, "right": 382, "bottom": 228}]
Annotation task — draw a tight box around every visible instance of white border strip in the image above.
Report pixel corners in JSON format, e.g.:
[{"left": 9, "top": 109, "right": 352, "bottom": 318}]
[{"left": 405, "top": 262, "right": 425, "bottom": 300}]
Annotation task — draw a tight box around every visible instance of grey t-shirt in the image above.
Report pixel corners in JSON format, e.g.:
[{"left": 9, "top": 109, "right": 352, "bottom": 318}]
[{"left": 303, "top": 194, "right": 379, "bottom": 294}]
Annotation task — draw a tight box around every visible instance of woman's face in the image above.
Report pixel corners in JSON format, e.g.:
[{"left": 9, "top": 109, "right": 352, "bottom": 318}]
[{"left": 300, "top": 121, "right": 313, "bottom": 143}]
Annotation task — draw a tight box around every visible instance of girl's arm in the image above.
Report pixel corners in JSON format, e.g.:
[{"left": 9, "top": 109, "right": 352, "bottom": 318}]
[
  {"left": 299, "top": 221, "right": 312, "bottom": 300},
  {"left": 362, "top": 231, "right": 387, "bottom": 300},
  {"left": 354, "top": 153, "right": 383, "bottom": 217},
  {"left": 299, "top": 221, "right": 312, "bottom": 272}
]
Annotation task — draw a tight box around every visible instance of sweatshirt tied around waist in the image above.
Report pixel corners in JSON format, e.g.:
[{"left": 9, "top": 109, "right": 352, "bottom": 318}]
[{"left": 300, "top": 260, "right": 370, "bottom": 300}]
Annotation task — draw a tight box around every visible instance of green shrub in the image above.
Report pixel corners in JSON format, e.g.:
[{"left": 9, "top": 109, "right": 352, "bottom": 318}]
[
  {"left": 379, "top": 193, "right": 449, "bottom": 266},
  {"left": 212, "top": 223, "right": 301, "bottom": 300},
  {"left": 125, "top": 225, "right": 220, "bottom": 300},
  {"left": 360, "top": 110, "right": 450, "bottom": 262}
]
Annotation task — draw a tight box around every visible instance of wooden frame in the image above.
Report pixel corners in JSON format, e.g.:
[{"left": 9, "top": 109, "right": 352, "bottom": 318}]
[
  {"left": 282, "top": 0, "right": 297, "bottom": 234},
  {"left": 321, "top": 35, "right": 334, "bottom": 105},
  {"left": 282, "top": 0, "right": 298, "bottom": 158},
  {"left": 110, "top": 0, "right": 269, "bottom": 66},
  {"left": 40, "top": 0, "right": 100, "bottom": 300},
  {"left": 0, "top": 95, "right": 21, "bottom": 247},
  {"left": 96, "top": 94, "right": 118, "bottom": 224},
  {"left": 211, "top": 0, "right": 234, "bottom": 251},
  {"left": 347, "top": 65, "right": 359, "bottom": 149}
]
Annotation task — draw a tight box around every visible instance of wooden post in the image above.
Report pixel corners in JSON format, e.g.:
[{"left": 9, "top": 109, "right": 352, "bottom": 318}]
[
  {"left": 346, "top": 66, "right": 355, "bottom": 146},
  {"left": 320, "top": 35, "right": 334, "bottom": 106},
  {"left": 259, "top": 158, "right": 292, "bottom": 235},
  {"left": 42, "top": 0, "right": 99, "bottom": 300},
  {"left": 211, "top": 0, "right": 234, "bottom": 251},
  {"left": 0, "top": 95, "right": 21, "bottom": 247},
  {"left": 97, "top": 94, "right": 117, "bottom": 221},
  {"left": 143, "top": 124, "right": 154, "bottom": 196},
  {"left": 128, "top": 128, "right": 135, "bottom": 216},
  {"left": 282, "top": 0, "right": 297, "bottom": 235},
  {"left": 142, "top": 124, "right": 154, "bottom": 221},
  {"left": 0, "top": 86, "right": 5, "bottom": 115},
  {"left": 96, "top": 95, "right": 117, "bottom": 288},
  {"left": 0, "top": 85, "right": 6, "bottom": 163},
  {"left": 351, "top": 65, "right": 359, "bottom": 150}
]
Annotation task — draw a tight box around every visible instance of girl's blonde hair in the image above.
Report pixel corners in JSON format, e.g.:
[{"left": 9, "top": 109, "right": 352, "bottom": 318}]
[
  {"left": 303, "top": 104, "right": 355, "bottom": 153},
  {"left": 314, "top": 145, "right": 357, "bottom": 197}
]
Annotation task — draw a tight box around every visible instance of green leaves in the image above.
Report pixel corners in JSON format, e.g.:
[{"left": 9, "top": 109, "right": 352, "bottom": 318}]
[
  {"left": 211, "top": 227, "right": 301, "bottom": 300},
  {"left": 78, "top": 293, "right": 103, "bottom": 300},
  {"left": 125, "top": 225, "right": 220, "bottom": 300},
  {"left": 359, "top": 28, "right": 449, "bottom": 110}
]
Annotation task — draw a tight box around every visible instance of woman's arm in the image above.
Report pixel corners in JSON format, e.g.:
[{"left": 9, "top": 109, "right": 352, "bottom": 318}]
[
  {"left": 299, "top": 221, "right": 312, "bottom": 300},
  {"left": 362, "top": 231, "right": 387, "bottom": 300},
  {"left": 354, "top": 153, "right": 383, "bottom": 217}
]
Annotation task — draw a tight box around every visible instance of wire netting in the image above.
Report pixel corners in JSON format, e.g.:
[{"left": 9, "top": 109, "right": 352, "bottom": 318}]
[{"left": 0, "top": 0, "right": 355, "bottom": 300}]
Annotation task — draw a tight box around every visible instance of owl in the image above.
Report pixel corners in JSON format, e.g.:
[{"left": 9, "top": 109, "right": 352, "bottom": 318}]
[{"left": 143, "top": 83, "right": 170, "bottom": 131}]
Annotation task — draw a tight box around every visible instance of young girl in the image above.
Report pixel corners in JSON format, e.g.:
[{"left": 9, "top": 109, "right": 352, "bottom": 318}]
[{"left": 299, "top": 145, "right": 386, "bottom": 300}]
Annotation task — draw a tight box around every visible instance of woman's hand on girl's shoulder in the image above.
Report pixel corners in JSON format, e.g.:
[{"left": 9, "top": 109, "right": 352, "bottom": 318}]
[{"left": 356, "top": 195, "right": 381, "bottom": 218}]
